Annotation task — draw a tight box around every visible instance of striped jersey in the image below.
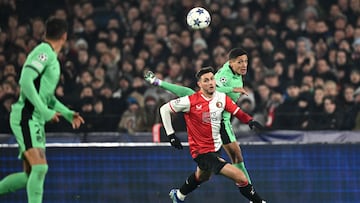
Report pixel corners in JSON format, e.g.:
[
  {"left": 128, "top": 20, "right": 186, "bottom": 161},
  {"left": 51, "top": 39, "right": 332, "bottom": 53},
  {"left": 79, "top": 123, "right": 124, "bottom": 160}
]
[{"left": 168, "top": 91, "right": 252, "bottom": 158}]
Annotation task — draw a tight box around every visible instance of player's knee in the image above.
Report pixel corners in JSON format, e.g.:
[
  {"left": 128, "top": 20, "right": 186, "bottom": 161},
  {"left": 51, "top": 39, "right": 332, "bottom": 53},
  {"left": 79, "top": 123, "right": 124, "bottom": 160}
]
[
  {"left": 234, "top": 173, "right": 248, "bottom": 186},
  {"left": 31, "top": 164, "right": 48, "bottom": 177}
]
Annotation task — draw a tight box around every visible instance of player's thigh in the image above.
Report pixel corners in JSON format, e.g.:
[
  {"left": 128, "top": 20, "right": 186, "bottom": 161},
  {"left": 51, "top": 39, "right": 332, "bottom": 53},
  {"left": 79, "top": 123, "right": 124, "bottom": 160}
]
[
  {"left": 194, "top": 152, "right": 227, "bottom": 175},
  {"left": 24, "top": 148, "right": 47, "bottom": 165},
  {"left": 223, "top": 142, "right": 243, "bottom": 163},
  {"left": 11, "top": 119, "right": 46, "bottom": 164}
]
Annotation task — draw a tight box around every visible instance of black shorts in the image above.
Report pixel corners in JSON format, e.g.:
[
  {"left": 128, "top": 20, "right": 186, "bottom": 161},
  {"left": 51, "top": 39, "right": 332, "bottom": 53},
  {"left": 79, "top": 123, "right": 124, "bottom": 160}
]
[{"left": 194, "top": 151, "right": 227, "bottom": 174}]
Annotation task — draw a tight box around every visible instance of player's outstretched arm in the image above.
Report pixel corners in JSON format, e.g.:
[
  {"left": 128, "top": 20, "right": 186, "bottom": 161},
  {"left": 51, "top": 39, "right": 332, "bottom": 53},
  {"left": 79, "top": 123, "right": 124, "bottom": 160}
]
[{"left": 144, "top": 71, "right": 194, "bottom": 97}]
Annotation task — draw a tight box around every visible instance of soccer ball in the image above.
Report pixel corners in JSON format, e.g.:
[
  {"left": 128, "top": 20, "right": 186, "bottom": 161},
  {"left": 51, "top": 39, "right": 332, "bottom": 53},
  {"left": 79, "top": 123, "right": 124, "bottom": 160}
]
[{"left": 186, "top": 7, "right": 211, "bottom": 30}]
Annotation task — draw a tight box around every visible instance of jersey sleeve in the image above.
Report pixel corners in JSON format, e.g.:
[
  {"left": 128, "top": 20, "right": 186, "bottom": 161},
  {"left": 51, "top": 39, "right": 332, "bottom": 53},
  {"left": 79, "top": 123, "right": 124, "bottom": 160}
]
[
  {"left": 224, "top": 95, "right": 252, "bottom": 124},
  {"left": 24, "top": 48, "right": 52, "bottom": 75},
  {"left": 168, "top": 96, "right": 191, "bottom": 113},
  {"left": 48, "top": 96, "right": 74, "bottom": 123},
  {"left": 19, "top": 68, "right": 55, "bottom": 121},
  {"left": 160, "top": 96, "right": 190, "bottom": 135}
]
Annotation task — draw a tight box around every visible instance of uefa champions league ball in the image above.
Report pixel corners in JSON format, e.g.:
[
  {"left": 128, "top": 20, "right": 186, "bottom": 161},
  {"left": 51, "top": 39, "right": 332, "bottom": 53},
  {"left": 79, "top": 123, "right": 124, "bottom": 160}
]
[{"left": 186, "top": 7, "right": 211, "bottom": 30}]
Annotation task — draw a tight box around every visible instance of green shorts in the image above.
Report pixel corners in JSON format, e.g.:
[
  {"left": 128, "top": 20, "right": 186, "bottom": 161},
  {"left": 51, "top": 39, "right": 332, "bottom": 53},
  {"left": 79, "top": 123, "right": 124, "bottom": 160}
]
[
  {"left": 220, "top": 111, "right": 236, "bottom": 144},
  {"left": 10, "top": 118, "right": 46, "bottom": 159}
]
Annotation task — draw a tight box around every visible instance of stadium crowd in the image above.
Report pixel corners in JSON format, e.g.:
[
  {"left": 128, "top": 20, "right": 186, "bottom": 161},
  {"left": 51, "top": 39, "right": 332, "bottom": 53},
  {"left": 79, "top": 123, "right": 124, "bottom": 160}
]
[{"left": 0, "top": 0, "right": 359, "bottom": 134}]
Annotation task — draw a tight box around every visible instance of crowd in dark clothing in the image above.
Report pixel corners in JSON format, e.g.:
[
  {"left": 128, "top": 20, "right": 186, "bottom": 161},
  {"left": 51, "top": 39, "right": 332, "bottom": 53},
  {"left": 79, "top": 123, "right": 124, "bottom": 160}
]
[{"left": 0, "top": 0, "right": 359, "bottom": 134}]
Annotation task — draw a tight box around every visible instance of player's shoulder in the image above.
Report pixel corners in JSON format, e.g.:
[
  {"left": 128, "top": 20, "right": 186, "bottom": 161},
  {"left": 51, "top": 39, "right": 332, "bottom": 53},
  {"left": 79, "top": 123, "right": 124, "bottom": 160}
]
[
  {"left": 31, "top": 42, "right": 56, "bottom": 56},
  {"left": 28, "top": 43, "right": 56, "bottom": 63}
]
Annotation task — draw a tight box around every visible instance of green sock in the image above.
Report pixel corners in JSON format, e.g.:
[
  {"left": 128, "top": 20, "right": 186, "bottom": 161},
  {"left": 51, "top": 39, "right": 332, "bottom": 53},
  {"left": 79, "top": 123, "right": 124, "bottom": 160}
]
[
  {"left": 27, "top": 164, "right": 48, "bottom": 203},
  {"left": 160, "top": 81, "right": 195, "bottom": 97},
  {"left": 0, "top": 172, "right": 28, "bottom": 195},
  {"left": 234, "top": 162, "right": 252, "bottom": 184}
]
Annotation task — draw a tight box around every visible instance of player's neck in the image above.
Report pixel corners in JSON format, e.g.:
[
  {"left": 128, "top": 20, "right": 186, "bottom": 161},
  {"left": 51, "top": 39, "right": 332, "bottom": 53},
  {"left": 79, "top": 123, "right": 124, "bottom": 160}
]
[
  {"left": 44, "top": 39, "right": 62, "bottom": 54},
  {"left": 200, "top": 90, "right": 213, "bottom": 99}
]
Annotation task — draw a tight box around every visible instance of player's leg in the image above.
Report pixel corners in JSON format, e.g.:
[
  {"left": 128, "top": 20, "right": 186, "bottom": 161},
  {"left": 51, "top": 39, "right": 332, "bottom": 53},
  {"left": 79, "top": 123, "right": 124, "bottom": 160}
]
[
  {"left": 169, "top": 167, "right": 211, "bottom": 202},
  {"left": 24, "top": 148, "right": 48, "bottom": 203},
  {"left": 0, "top": 161, "right": 28, "bottom": 194},
  {"left": 219, "top": 164, "right": 265, "bottom": 203},
  {"left": 221, "top": 112, "right": 252, "bottom": 183},
  {"left": 144, "top": 71, "right": 195, "bottom": 97},
  {"left": 18, "top": 119, "right": 48, "bottom": 203},
  {"left": 0, "top": 122, "right": 30, "bottom": 195}
]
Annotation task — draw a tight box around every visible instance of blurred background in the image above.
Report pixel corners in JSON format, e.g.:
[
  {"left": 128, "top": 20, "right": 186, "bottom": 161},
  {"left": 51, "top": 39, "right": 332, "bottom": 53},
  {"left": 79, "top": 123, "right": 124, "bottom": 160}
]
[{"left": 0, "top": 0, "right": 360, "bottom": 202}]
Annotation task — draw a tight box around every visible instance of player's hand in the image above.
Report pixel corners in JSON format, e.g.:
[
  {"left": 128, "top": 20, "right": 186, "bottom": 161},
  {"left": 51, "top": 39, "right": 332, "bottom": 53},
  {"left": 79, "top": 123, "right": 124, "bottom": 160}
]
[
  {"left": 168, "top": 133, "right": 183, "bottom": 149},
  {"left": 51, "top": 112, "right": 61, "bottom": 123},
  {"left": 233, "top": 87, "right": 248, "bottom": 96},
  {"left": 249, "top": 120, "right": 264, "bottom": 131},
  {"left": 72, "top": 112, "right": 85, "bottom": 129}
]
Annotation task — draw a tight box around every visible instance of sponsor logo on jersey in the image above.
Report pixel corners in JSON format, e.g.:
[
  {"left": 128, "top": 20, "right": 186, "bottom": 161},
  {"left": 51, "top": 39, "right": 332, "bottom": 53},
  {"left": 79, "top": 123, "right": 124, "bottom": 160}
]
[
  {"left": 38, "top": 53, "right": 48, "bottom": 62},
  {"left": 196, "top": 104, "right": 202, "bottom": 110},
  {"left": 174, "top": 98, "right": 181, "bottom": 104}
]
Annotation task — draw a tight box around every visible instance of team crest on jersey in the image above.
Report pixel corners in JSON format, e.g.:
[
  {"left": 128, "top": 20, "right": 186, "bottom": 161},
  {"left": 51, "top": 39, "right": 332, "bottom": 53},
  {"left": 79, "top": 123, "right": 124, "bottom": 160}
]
[
  {"left": 220, "top": 76, "right": 227, "bottom": 83},
  {"left": 216, "top": 101, "right": 223, "bottom": 108},
  {"left": 38, "top": 53, "right": 48, "bottom": 62}
]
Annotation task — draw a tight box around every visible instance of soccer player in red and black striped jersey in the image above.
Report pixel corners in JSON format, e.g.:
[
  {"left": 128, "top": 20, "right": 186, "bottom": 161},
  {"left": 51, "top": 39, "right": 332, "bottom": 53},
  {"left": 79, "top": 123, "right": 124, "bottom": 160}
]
[{"left": 160, "top": 67, "right": 265, "bottom": 203}]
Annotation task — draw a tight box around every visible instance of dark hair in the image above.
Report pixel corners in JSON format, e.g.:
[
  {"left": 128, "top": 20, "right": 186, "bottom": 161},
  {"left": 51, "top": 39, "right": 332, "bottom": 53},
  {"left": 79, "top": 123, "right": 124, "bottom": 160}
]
[
  {"left": 45, "top": 17, "right": 68, "bottom": 40},
  {"left": 195, "top": 66, "right": 215, "bottom": 80},
  {"left": 228, "top": 48, "right": 247, "bottom": 59}
]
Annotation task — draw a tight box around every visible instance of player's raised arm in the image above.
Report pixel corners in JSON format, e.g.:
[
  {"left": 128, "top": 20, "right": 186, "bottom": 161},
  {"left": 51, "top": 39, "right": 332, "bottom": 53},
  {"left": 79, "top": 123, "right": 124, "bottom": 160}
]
[{"left": 224, "top": 95, "right": 264, "bottom": 130}]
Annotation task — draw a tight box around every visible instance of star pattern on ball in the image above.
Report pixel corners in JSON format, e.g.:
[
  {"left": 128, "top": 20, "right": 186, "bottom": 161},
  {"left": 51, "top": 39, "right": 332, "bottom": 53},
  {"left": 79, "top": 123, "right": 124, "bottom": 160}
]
[
  {"left": 196, "top": 8, "right": 204, "bottom": 15},
  {"left": 193, "top": 18, "right": 201, "bottom": 27},
  {"left": 205, "top": 17, "right": 210, "bottom": 25}
]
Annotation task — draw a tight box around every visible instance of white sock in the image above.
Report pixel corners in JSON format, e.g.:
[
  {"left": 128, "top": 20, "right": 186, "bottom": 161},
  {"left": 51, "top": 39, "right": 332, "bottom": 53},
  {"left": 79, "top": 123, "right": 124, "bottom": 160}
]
[{"left": 177, "top": 190, "right": 186, "bottom": 201}]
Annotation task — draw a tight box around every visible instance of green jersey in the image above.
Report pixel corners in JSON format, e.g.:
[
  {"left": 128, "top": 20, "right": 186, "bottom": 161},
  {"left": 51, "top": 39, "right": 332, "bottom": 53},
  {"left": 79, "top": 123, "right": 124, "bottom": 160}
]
[
  {"left": 215, "top": 61, "right": 243, "bottom": 102},
  {"left": 11, "top": 42, "right": 73, "bottom": 124}
]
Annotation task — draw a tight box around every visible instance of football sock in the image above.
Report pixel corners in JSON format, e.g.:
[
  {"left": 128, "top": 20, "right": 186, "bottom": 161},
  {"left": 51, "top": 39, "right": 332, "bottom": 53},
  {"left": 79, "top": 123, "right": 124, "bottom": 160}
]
[
  {"left": 179, "top": 172, "right": 202, "bottom": 196},
  {"left": 234, "top": 162, "right": 252, "bottom": 184},
  {"left": 238, "top": 183, "right": 264, "bottom": 203},
  {"left": 160, "top": 81, "right": 195, "bottom": 97},
  {"left": 27, "top": 164, "right": 48, "bottom": 203},
  {"left": 0, "top": 172, "right": 28, "bottom": 194}
]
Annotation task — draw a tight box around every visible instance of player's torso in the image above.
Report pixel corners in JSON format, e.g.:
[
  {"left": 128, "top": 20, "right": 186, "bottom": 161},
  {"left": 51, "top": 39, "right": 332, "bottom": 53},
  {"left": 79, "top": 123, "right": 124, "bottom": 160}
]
[{"left": 185, "top": 91, "right": 226, "bottom": 157}]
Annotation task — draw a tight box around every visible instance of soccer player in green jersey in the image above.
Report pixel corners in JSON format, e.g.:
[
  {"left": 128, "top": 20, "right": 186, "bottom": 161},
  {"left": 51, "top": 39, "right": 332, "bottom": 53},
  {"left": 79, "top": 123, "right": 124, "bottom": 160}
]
[
  {"left": 145, "top": 48, "right": 259, "bottom": 185},
  {"left": 0, "top": 18, "right": 84, "bottom": 203}
]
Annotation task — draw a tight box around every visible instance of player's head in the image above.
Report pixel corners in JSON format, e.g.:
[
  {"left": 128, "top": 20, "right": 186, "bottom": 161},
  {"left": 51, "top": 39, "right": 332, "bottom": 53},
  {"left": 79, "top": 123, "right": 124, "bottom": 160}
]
[
  {"left": 196, "top": 66, "right": 216, "bottom": 96},
  {"left": 45, "top": 17, "right": 68, "bottom": 41},
  {"left": 228, "top": 48, "right": 248, "bottom": 76}
]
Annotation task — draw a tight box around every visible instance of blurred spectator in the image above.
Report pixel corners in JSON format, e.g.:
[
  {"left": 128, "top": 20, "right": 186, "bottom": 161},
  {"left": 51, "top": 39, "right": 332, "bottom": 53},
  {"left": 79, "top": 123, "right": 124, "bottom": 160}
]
[
  {"left": 343, "top": 87, "right": 360, "bottom": 130},
  {"left": 312, "top": 96, "right": 345, "bottom": 130},
  {"left": 273, "top": 81, "right": 301, "bottom": 130},
  {"left": 118, "top": 97, "right": 141, "bottom": 134},
  {"left": 0, "top": 0, "right": 359, "bottom": 133}
]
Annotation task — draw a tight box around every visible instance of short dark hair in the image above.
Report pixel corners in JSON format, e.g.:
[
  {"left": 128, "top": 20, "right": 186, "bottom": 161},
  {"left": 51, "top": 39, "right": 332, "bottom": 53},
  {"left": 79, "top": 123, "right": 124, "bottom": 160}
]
[
  {"left": 195, "top": 66, "right": 215, "bottom": 80},
  {"left": 228, "top": 48, "right": 247, "bottom": 59},
  {"left": 45, "top": 17, "right": 68, "bottom": 40}
]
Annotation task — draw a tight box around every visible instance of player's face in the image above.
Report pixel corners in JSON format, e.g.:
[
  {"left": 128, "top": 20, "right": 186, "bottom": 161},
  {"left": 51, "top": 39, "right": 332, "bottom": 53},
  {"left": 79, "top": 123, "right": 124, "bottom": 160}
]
[
  {"left": 229, "top": 54, "right": 248, "bottom": 75},
  {"left": 198, "top": 72, "right": 216, "bottom": 96}
]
